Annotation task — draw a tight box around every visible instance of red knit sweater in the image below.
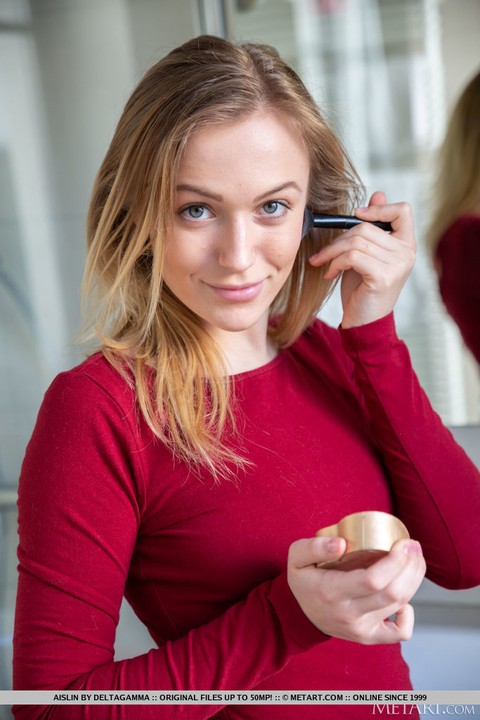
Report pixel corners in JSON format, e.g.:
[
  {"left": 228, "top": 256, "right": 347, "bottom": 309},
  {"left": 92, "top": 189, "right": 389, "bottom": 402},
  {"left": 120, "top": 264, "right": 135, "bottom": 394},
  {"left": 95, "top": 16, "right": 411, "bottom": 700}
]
[
  {"left": 13, "top": 313, "right": 480, "bottom": 719},
  {"left": 436, "top": 214, "right": 480, "bottom": 365}
]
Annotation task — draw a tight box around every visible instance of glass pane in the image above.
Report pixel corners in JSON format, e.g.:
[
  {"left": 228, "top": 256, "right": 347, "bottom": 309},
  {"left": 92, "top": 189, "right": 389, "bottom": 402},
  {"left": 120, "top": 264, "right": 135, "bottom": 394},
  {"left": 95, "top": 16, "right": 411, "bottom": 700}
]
[{"left": 227, "top": 0, "right": 480, "bottom": 426}]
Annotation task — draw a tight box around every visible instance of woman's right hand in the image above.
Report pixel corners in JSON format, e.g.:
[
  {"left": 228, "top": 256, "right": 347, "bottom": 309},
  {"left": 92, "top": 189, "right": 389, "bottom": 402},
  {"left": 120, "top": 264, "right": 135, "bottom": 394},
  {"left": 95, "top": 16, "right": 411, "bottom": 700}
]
[{"left": 287, "top": 536, "right": 426, "bottom": 644}]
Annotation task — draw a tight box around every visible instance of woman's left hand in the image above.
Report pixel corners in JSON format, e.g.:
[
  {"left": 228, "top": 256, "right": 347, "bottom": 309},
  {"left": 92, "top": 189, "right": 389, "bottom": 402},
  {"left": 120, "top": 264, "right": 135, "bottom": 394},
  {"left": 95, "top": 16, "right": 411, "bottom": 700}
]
[{"left": 309, "top": 191, "right": 416, "bottom": 328}]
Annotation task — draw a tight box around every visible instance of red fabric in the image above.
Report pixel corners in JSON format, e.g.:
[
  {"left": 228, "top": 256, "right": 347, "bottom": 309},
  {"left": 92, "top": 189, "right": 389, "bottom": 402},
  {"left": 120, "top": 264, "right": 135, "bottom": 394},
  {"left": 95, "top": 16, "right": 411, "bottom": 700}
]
[
  {"left": 435, "top": 214, "right": 480, "bottom": 364},
  {"left": 13, "top": 313, "right": 480, "bottom": 719}
]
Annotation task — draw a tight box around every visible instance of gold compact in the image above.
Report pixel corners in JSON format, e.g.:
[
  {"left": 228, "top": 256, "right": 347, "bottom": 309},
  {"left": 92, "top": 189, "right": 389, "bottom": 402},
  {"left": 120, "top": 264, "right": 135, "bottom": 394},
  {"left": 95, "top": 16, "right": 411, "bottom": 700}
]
[{"left": 315, "top": 511, "right": 410, "bottom": 570}]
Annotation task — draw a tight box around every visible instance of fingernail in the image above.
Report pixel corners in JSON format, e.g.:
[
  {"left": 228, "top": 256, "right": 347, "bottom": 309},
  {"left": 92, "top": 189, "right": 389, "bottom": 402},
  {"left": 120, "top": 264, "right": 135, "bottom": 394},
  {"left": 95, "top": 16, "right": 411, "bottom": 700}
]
[
  {"left": 327, "top": 537, "right": 342, "bottom": 555},
  {"left": 404, "top": 540, "right": 422, "bottom": 555}
]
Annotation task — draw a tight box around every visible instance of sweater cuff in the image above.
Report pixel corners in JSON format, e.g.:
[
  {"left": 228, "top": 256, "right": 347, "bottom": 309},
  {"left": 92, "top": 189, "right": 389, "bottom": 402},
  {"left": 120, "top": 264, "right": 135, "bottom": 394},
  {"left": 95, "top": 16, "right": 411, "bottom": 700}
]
[
  {"left": 339, "top": 312, "right": 398, "bottom": 353},
  {"left": 267, "top": 573, "right": 330, "bottom": 651}
]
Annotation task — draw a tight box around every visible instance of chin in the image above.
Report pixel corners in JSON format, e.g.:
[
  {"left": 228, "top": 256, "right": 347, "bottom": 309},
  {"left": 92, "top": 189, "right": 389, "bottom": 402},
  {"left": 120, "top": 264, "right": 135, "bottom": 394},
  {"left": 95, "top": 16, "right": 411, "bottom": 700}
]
[{"left": 202, "top": 310, "right": 268, "bottom": 335}]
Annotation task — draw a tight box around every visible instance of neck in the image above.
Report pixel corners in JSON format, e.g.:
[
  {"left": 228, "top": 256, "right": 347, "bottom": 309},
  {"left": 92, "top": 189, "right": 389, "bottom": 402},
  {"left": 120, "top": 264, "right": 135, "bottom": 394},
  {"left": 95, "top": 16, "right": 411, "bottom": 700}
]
[{"left": 209, "top": 327, "right": 278, "bottom": 376}]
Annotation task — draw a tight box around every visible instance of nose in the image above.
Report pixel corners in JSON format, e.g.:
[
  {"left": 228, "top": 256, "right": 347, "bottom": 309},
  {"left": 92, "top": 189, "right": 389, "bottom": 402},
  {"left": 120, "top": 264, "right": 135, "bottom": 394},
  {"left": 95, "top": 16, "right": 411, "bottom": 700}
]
[{"left": 217, "top": 216, "right": 256, "bottom": 272}]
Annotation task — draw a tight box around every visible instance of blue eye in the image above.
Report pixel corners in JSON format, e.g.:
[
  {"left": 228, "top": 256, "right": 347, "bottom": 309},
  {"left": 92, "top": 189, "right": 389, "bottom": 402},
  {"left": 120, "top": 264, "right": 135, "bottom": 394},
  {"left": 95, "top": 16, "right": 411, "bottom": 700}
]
[
  {"left": 261, "top": 201, "right": 287, "bottom": 217},
  {"left": 181, "top": 204, "right": 211, "bottom": 220}
]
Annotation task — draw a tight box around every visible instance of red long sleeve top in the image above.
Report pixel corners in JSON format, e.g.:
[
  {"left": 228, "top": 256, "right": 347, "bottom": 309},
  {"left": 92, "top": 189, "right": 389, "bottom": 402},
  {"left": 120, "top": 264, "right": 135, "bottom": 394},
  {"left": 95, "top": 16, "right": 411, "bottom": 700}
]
[
  {"left": 13, "top": 313, "right": 480, "bottom": 719},
  {"left": 435, "top": 214, "right": 480, "bottom": 365}
]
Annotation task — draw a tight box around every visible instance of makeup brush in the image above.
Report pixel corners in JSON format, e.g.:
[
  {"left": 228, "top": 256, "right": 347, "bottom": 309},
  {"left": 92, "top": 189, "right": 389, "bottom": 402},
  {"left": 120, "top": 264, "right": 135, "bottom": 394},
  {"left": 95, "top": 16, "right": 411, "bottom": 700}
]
[{"left": 302, "top": 209, "right": 392, "bottom": 237}]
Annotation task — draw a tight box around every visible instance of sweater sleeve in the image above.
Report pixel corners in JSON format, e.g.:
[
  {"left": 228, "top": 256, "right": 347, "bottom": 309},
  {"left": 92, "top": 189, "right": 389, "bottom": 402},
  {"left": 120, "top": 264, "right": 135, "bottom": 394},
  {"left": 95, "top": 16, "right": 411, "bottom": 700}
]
[
  {"left": 436, "top": 216, "right": 480, "bottom": 365},
  {"left": 339, "top": 313, "right": 480, "bottom": 590},
  {"left": 13, "top": 370, "right": 328, "bottom": 720}
]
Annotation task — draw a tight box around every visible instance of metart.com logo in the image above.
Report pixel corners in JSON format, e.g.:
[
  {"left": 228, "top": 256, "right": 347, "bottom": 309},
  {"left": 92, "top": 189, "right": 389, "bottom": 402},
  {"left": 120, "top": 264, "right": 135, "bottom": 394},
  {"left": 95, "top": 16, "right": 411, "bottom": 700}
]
[{"left": 372, "top": 705, "right": 477, "bottom": 716}]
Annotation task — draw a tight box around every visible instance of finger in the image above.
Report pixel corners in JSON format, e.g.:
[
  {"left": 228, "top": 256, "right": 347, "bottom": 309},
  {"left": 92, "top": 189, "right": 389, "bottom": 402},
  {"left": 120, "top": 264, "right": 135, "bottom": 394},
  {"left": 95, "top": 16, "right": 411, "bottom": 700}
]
[
  {"left": 350, "top": 540, "right": 426, "bottom": 612},
  {"left": 337, "top": 540, "right": 422, "bottom": 595},
  {"left": 323, "top": 242, "right": 398, "bottom": 280},
  {"left": 288, "top": 536, "right": 346, "bottom": 569},
  {"left": 309, "top": 224, "right": 401, "bottom": 267},
  {"left": 363, "top": 540, "right": 424, "bottom": 590},
  {"left": 355, "top": 200, "right": 416, "bottom": 244},
  {"left": 351, "top": 553, "right": 421, "bottom": 642},
  {"left": 379, "top": 603, "right": 416, "bottom": 643},
  {"left": 368, "top": 190, "right": 387, "bottom": 207},
  {"left": 353, "top": 564, "right": 424, "bottom": 620},
  {"left": 380, "top": 541, "right": 426, "bottom": 603},
  {"left": 358, "top": 604, "right": 415, "bottom": 645},
  {"left": 322, "top": 249, "right": 395, "bottom": 284}
]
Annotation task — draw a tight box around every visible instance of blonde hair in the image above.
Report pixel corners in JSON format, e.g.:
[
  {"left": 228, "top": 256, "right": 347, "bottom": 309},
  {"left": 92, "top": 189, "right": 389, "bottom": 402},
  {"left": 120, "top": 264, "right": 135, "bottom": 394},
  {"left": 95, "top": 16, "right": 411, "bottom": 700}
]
[
  {"left": 83, "top": 35, "right": 363, "bottom": 478},
  {"left": 425, "top": 69, "right": 480, "bottom": 256}
]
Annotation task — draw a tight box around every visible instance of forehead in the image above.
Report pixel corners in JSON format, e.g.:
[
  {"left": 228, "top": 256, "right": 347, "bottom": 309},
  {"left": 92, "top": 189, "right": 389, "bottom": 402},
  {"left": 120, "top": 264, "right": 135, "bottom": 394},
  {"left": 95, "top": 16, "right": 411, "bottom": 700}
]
[{"left": 175, "top": 110, "right": 310, "bottom": 194}]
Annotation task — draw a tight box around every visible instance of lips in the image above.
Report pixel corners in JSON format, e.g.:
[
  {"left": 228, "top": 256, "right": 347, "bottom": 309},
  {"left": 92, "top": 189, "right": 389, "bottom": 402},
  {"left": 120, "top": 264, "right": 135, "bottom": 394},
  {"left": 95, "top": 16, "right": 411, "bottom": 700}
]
[{"left": 206, "top": 280, "right": 264, "bottom": 302}]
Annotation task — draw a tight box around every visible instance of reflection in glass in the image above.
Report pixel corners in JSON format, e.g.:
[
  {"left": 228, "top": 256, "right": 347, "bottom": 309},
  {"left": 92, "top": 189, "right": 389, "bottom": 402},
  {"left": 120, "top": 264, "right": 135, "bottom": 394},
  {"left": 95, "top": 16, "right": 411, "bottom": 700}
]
[{"left": 229, "top": 0, "right": 480, "bottom": 425}]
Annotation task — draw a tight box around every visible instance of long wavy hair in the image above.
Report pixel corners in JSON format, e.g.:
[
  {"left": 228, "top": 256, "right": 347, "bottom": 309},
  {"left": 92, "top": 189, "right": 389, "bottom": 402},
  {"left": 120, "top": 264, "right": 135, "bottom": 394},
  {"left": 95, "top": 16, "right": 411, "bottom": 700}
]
[
  {"left": 83, "top": 35, "right": 363, "bottom": 478},
  {"left": 425, "top": 69, "right": 480, "bottom": 258}
]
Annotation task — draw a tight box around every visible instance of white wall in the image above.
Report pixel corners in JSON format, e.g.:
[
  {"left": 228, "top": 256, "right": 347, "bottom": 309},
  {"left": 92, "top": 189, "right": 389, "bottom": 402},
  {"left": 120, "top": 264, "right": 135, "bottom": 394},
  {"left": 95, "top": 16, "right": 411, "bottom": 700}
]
[
  {"left": 0, "top": 0, "right": 201, "bottom": 703},
  {"left": 441, "top": 0, "right": 480, "bottom": 108}
]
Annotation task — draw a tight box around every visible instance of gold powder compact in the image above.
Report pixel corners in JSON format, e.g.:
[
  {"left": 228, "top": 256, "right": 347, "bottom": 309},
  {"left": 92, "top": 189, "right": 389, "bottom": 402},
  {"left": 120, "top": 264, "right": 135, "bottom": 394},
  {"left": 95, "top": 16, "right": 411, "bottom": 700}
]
[{"left": 316, "top": 510, "right": 410, "bottom": 570}]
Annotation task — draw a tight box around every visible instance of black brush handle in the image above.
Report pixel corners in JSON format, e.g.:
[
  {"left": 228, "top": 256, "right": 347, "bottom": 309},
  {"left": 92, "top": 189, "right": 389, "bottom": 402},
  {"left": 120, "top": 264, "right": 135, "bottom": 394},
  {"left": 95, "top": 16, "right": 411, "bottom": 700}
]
[{"left": 302, "top": 209, "right": 392, "bottom": 236}]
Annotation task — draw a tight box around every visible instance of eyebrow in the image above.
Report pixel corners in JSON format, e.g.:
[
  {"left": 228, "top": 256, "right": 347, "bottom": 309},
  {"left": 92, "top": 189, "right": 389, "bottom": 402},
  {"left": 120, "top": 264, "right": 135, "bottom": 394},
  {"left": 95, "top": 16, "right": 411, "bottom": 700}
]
[
  {"left": 175, "top": 184, "right": 223, "bottom": 202},
  {"left": 175, "top": 181, "right": 303, "bottom": 203}
]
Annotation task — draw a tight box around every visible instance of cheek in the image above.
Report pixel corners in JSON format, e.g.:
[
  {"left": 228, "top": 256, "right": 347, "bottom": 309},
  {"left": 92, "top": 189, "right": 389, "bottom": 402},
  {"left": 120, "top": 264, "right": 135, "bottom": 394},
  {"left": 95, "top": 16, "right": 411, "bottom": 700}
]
[
  {"left": 268, "top": 237, "right": 301, "bottom": 269},
  {"left": 164, "top": 240, "right": 210, "bottom": 275}
]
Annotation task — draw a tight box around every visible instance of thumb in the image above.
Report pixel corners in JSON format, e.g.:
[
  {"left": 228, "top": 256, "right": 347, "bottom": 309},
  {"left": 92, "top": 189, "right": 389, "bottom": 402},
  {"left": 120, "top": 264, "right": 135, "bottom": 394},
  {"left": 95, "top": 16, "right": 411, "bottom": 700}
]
[{"left": 288, "top": 536, "right": 346, "bottom": 569}]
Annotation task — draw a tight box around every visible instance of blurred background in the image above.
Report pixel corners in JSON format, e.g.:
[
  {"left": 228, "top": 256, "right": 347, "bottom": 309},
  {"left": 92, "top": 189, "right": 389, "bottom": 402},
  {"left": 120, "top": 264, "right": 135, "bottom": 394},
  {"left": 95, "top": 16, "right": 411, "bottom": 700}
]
[{"left": 1, "top": 0, "right": 479, "bottom": 709}]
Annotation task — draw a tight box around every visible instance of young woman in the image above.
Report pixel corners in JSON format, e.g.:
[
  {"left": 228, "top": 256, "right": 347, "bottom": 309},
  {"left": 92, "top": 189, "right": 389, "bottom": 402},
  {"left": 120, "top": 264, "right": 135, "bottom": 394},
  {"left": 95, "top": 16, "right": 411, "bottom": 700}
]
[
  {"left": 426, "top": 69, "right": 480, "bottom": 365},
  {"left": 13, "top": 35, "right": 480, "bottom": 719}
]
